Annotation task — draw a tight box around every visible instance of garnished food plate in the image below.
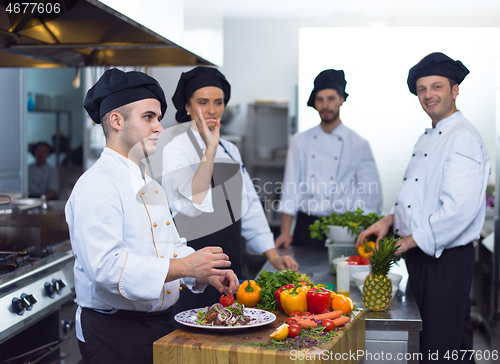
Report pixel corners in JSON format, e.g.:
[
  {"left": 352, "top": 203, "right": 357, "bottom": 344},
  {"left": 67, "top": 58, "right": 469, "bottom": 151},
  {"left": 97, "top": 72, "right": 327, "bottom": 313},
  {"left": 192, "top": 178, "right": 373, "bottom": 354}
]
[{"left": 175, "top": 307, "right": 276, "bottom": 331}]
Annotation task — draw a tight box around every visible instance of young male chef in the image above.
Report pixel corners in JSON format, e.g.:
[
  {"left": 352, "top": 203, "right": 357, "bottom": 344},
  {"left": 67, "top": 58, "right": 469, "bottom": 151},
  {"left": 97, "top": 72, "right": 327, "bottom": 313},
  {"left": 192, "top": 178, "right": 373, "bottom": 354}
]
[
  {"left": 357, "top": 52, "right": 491, "bottom": 363},
  {"left": 65, "top": 68, "right": 239, "bottom": 364},
  {"left": 275, "top": 69, "right": 382, "bottom": 248}
]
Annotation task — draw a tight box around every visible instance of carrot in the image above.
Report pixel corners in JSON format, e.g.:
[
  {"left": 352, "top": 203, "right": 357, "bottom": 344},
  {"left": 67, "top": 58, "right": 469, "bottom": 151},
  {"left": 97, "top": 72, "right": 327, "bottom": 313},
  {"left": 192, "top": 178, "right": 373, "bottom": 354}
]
[
  {"left": 308, "top": 310, "right": 343, "bottom": 321},
  {"left": 294, "top": 318, "right": 318, "bottom": 329},
  {"left": 332, "top": 316, "right": 350, "bottom": 327}
]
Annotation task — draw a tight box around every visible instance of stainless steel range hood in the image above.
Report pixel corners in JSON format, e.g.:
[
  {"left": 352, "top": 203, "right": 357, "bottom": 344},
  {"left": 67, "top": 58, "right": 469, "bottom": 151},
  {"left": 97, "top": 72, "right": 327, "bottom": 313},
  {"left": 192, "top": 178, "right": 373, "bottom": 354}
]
[{"left": 0, "top": 0, "right": 217, "bottom": 67}]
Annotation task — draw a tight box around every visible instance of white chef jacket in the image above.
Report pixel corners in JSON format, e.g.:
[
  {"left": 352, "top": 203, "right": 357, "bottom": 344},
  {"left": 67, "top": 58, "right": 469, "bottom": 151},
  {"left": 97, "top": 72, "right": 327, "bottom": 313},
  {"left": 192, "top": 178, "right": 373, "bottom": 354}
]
[
  {"left": 162, "top": 128, "right": 275, "bottom": 255},
  {"left": 279, "top": 123, "right": 382, "bottom": 217},
  {"left": 392, "top": 111, "right": 491, "bottom": 258},
  {"left": 65, "top": 147, "right": 202, "bottom": 341}
]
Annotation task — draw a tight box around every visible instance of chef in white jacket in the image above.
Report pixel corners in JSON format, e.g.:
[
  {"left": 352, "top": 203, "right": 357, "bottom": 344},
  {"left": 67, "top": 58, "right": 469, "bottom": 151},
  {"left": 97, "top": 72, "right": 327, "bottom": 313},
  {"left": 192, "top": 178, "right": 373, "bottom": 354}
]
[
  {"left": 276, "top": 69, "right": 382, "bottom": 248},
  {"left": 357, "top": 52, "right": 490, "bottom": 363},
  {"left": 65, "top": 68, "right": 238, "bottom": 364}
]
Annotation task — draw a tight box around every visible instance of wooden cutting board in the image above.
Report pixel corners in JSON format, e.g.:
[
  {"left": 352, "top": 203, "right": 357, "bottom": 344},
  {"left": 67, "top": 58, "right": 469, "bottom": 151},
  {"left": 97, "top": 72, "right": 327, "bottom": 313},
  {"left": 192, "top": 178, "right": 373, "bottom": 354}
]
[{"left": 154, "top": 309, "right": 365, "bottom": 364}]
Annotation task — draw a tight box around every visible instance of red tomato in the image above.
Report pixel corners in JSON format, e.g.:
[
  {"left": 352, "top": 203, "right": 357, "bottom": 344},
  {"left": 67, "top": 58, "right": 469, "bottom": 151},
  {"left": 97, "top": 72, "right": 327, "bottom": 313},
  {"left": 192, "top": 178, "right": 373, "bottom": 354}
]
[
  {"left": 302, "top": 311, "right": 312, "bottom": 316},
  {"left": 219, "top": 294, "right": 234, "bottom": 307},
  {"left": 288, "top": 325, "right": 301, "bottom": 338},
  {"left": 289, "top": 310, "right": 303, "bottom": 317},
  {"left": 359, "top": 257, "right": 370, "bottom": 265},
  {"left": 321, "top": 319, "right": 336, "bottom": 332},
  {"left": 286, "top": 318, "right": 300, "bottom": 325}
]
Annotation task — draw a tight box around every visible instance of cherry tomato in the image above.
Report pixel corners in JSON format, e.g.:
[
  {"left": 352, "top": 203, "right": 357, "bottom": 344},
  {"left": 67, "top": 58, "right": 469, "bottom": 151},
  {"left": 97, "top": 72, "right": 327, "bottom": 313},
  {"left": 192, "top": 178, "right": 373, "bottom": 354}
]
[
  {"left": 302, "top": 311, "right": 312, "bottom": 316},
  {"left": 289, "top": 310, "right": 303, "bottom": 317},
  {"left": 288, "top": 325, "right": 301, "bottom": 338},
  {"left": 286, "top": 318, "right": 300, "bottom": 325},
  {"left": 220, "top": 294, "right": 234, "bottom": 307},
  {"left": 321, "top": 319, "right": 336, "bottom": 332},
  {"left": 289, "top": 323, "right": 302, "bottom": 332}
]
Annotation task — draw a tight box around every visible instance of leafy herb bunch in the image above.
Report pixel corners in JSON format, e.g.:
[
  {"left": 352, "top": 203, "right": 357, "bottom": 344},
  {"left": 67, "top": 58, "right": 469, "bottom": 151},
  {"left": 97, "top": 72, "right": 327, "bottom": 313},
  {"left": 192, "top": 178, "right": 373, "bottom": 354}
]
[
  {"left": 255, "top": 270, "right": 311, "bottom": 311},
  {"left": 309, "top": 208, "right": 383, "bottom": 241}
]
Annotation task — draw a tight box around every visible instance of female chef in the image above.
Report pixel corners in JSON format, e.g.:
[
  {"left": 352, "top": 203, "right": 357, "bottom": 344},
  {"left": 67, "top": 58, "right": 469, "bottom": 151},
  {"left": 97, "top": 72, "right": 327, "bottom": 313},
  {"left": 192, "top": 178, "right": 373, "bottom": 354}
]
[{"left": 162, "top": 67, "right": 298, "bottom": 311}]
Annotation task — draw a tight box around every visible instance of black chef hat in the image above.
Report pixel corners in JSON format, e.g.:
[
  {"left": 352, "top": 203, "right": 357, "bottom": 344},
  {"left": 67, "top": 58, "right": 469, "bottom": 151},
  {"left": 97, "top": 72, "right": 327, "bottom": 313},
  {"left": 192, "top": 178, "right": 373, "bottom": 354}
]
[
  {"left": 172, "top": 66, "right": 231, "bottom": 123},
  {"left": 407, "top": 52, "right": 469, "bottom": 95},
  {"left": 307, "top": 69, "right": 349, "bottom": 107},
  {"left": 30, "top": 141, "right": 53, "bottom": 156},
  {"left": 84, "top": 68, "right": 167, "bottom": 124}
]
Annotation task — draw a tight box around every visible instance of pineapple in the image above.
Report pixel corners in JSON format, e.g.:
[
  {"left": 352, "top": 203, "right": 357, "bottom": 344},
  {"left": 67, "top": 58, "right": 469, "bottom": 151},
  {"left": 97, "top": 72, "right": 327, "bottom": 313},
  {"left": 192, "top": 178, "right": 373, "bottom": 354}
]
[{"left": 362, "top": 236, "right": 401, "bottom": 311}]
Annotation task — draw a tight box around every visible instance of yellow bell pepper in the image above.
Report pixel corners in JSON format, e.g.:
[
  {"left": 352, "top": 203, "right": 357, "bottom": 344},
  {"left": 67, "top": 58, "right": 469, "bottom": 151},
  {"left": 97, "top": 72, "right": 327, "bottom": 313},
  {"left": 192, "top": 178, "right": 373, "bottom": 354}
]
[
  {"left": 358, "top": 241, "right": 376, "bottom": 259},
  {"left": 280, "top": 286, "right": 307, "bottom": 315},
  {"left": 236, "top": 280, "right": 261, "bottom": 307}
]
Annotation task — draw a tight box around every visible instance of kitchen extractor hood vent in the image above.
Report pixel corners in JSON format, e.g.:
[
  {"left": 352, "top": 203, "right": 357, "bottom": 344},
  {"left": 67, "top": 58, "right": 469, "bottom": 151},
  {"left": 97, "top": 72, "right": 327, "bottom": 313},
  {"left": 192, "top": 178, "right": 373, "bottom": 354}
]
[{"left": 0, "top": 0, "right": 215, "bottom": 67}]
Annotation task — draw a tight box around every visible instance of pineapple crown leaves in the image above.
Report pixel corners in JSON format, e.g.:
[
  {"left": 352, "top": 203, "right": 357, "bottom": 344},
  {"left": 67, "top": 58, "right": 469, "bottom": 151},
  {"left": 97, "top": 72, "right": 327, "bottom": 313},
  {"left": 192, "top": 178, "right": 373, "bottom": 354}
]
[{"left": 369, "top": 236, "right": 402, "bottom": 276}]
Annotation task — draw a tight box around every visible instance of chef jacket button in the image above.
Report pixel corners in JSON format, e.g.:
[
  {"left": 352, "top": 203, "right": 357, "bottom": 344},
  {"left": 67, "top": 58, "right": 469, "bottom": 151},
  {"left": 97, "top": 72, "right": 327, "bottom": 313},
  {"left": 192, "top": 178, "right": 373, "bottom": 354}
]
[
  {"left": 310, "top": 195, "right": 314, "bottom": 198},
  {"left": 396, "top": 229, "right": 399, "bottom": 233},
  {"left": 312, "top": 154, "right": 315, "bottom": 158},
  {"left": 174, "top": 254, "right": 178, "bottom": 258},
  {"left": 338, "top": 137, "right": 341, "bottom": 141},
  {"left": 395, "top": 202, "right": 398, "bottom": 206},
  {"left": 167, "top": 290, "right": 171, "bottom": 294},
  {"left": 314, "top": 135, "right": 317, "bottom": 139},
  {"left": 425, "top": 131, "right": 428, "bottom": 134},
  {"left": 412, "top": 154, "right": 415, "bottom": 157},
  {"left": 161, "top": 256, "right": 164, "bottom": 258},
  {"left": 439, "top": 131, "right": 442, "bottom": 134},
  {"left": 311, "top": 174, "right": 315, "bottom": 178},
  {"left": 179, "top": 286, "right": 183, "bottom": 291},
  {"left": 166, "top": 221, "right": 171, "bottom": 226},
  {"left": 424, "top": 154, "right": 428, "bottom": 157},
  {"left": 415, "top": 178, "right": 418, "bottom": 181},
  {"left": 153, "top": 223, "right": 157, "bottom": 227},
  {"left": 334, "top": 157, "right": 338, "bottom": 160},
  {"left": 326, "top": 196, "right": 330, "bottom": 199},
  {"left": 141, "top": 191, "right": 145, "bottom": 195},
  {"left": 403, "top": 178, "right": 407, "bottom": 181},
  {"left": 330, "top": 177, "right": 334, "bottom": 180},
  {"left": 408, "top": 205, "right": 411, "bottom": 208},
  {"left": 155, "top": 190, "right": 158, "bottom": 194}
]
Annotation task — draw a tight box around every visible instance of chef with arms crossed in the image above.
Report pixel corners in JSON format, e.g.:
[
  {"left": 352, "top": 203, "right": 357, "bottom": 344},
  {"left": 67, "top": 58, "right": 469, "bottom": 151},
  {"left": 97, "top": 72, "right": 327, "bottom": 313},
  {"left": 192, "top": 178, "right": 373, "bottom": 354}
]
[{"left": 65, "top": 68, "right": 239, "bottom": 364}]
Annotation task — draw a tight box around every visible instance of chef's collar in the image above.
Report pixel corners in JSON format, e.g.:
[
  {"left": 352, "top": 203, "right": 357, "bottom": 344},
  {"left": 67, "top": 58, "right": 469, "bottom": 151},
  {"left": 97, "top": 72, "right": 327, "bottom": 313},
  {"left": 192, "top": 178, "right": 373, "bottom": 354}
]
[
  {"left": 103, "top": 147, "right": 148, "bottom": 180},
  {"left": 317, "top": 122, "right": 347, "bottom": 139},
  {"left": 426, "top": 111, "right": 462, "bottom": 132}
]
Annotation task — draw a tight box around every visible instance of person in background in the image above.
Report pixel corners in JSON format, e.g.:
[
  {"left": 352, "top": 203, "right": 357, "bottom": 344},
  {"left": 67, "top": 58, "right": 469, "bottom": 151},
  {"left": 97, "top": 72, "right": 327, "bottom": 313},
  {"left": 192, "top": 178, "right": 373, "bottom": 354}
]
[
  {"left": 276, "top": 69, "right": 382, "bottom": 248},
  {"left": 28, "top": 141, "right": 58, "bottom": 200},
  {"left": 357, "top": 52, "right": 490, "bottom": 364},
  {"left": 65, "top": 68, "right": 239, "bottom": 364},
  {"left": 162, "top": 66, "right": 298, "bottom": 313}
]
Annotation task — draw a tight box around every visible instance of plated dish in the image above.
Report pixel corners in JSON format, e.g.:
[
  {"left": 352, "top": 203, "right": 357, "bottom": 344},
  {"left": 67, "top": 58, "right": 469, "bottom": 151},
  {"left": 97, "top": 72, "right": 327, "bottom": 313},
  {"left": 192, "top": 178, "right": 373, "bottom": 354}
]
[{"left": 174, "top": 307, "right": 276, "bottom": 331}]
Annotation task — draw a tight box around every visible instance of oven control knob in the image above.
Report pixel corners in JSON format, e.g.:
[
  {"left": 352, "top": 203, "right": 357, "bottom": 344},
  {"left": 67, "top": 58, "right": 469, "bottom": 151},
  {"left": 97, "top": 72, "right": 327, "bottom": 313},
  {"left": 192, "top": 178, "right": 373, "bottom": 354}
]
[
  {"left": 11, "top": 294, "right": 35, "bottom": 315},
  {"left": 44, "top": 281, "right": 56, "bottom": 298},
  {"left": 20, "top": 293, "right": 37, "bottom": 311},
  {"left": 62, "top": 318, "right": 75, "bottom": 335},
  {"left": 53, "top": 279, "right": 66, "bottom": 294}
]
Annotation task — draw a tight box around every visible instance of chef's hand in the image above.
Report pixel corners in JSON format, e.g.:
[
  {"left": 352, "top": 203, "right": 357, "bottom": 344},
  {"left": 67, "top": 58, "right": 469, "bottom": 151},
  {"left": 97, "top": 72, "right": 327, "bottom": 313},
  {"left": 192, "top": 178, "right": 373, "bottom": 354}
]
[
  {"left": 355, "top": 214, "right": 394, "bottom": 248},
  {"left": 195, "top": 107, "right": 220, "bottom": 153},
  {"left": 275, "top": 233, "right": 293, "bottom": 249},
  {"left": 205, "top": 269, "right": 239, "bottom": 295},
  {"left": 166, "top": 246, "right": 231, "bottom": 282},
  {"left": 265, "top": 249, "right": 299, "bottom": 271},
  {"left": 394, "top": 235, "right": 417, "bottom": 255}
]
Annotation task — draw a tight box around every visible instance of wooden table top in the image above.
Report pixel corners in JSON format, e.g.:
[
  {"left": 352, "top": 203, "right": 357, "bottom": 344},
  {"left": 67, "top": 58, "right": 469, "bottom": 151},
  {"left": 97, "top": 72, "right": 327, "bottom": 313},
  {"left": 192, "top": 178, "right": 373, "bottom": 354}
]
[{"left": 154, "top": 309, "right": 365, "bottom": 364}]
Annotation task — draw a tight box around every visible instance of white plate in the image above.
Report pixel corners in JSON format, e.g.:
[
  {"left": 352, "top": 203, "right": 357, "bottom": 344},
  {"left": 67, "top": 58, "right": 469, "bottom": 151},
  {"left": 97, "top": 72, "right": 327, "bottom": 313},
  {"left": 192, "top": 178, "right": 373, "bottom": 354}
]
[{"left": 174, "top": 307, "right": 276, "bottom": 331}]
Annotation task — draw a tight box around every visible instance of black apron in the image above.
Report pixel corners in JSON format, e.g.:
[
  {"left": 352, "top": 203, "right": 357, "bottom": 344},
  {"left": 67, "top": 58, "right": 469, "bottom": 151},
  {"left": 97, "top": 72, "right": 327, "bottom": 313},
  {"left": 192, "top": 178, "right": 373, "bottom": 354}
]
[{"left": 172, "top": 129, "right": 244, "bottom": 324}]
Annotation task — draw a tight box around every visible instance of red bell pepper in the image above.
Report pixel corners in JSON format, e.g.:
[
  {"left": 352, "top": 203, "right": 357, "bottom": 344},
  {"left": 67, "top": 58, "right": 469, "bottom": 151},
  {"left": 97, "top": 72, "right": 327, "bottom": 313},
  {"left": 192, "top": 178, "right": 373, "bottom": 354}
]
[
  {"left": 306, "top": 287, "right": 332, "bottom": 314},
  {"left": 274, "top": 284, "right": 295, "bottom": 312}
]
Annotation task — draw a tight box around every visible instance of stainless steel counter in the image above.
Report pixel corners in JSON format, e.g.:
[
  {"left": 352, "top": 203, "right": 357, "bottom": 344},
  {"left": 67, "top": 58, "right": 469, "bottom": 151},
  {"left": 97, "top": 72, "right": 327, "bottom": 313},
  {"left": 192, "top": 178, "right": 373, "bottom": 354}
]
[{"left": 258, "top": 245, "right": 422, "bottom": 363}]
